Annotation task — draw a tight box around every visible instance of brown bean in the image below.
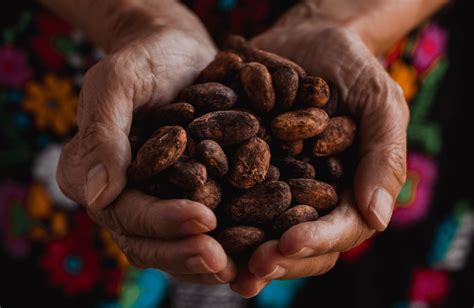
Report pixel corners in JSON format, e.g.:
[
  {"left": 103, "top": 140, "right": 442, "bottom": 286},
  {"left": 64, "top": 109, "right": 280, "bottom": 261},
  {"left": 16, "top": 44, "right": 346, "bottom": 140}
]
[
  {"left": 273, "top": 205, "right": 319, "bottom": 236},
  {"left": 312, "top": 116, "right": 356, "bottom": 157},
  {"left": 225, "top": 181, "right": 291, "bottom": 225},
  {"left": 287, "top": 178, "right": 338, "bottom": 211},
  {"left": 196, "top": 140, "right": 229, "bottom": 177},
  {"left": 263, "top": 165, "right": 280, "bottom": 182},
  {"left": 197, "top": 51, "right": 243, "bottom": 83},
  {"left": 277, "top": 157, "right": 315, "bottom": 179},
  {"left": 218, "top": 226, "right": 265, "bottom": 256},
  {"left": 298, "top": 76, "right": 330, "bottom": 107},
  {"left": 188, "top": 110, "right": 260, "bottom": 145},
  {"left": 187, "top": 179, "right": 222, "bottom": 209},
  {"left": 256, "top": 124, "right": 272, "bottom": 144},
  {"left": 316, "top": 156, "right": 344, "bottom": 181},
  {"left": 223, "top": 35, "right": 306, "bottom": 77},
  {"left": 152, "top": 102, "right": 195, "bottom": 127},
  {"left": 271, "top": 107, "right": 329, "bottom": 141},
  {"left": 272, "top": 66, "right": 298, "bottom": 111},
  {"left": 240, "top": 62, "right": 275, "bottom": 112},
  {"left": 179, "top": 82, "right": 237, "bottom": 112},
  {"left": 323, "top": 80, "right": 339, "bottom": 116},
  {"left": 228, "top": 137, "right": 271, "bottom": 189},
  {"left": 275, "top": 139, "right": 304, "bottom": 156},
  {"left": 128, "top": 126, "right": 187, "bottom": 182},
  {"left": 168, "top": 158, "right": 207, "bottom": 190}
]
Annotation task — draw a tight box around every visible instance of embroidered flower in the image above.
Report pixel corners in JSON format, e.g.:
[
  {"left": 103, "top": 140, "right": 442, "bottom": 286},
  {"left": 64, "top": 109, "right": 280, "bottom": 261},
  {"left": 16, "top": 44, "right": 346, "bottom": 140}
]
[
  {"left": 389, "top": 60, "right": 418, "bottom": 102},
  {"left": 409, "top": 268, "right": 449, "bottom": 305},
  {"left": 0, "top": 181, "right": 32, "bottom": 258},
  {"left": 0, "top": 46, "right": 32, "bottom": 88},
  {"left": 413, "top": 23, "right": 447, "bottom": 75},
  {"left": 341, "top": 238, "right": 373, "bottom": 263},
  {"left": 391, "top": 152, "right": 437, "bottom": 228},
  {"left": 32, "top": 143, "right": 76, "bottom": 209},
  {"left": 40, "top": 211, "right": 100, "bottom": 295},
  {"left": 22, "top": 74, "right": 77, "bottom": 136},
  {"left": 31, "top": 12, "right": 71, "bottom": 70}
]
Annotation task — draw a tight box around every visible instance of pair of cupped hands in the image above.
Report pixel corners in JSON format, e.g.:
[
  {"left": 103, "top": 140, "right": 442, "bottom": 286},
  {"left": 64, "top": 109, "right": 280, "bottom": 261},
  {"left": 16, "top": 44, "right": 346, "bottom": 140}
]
[{"left": 56, "top": 3, "right": 408, "bottom": 298}]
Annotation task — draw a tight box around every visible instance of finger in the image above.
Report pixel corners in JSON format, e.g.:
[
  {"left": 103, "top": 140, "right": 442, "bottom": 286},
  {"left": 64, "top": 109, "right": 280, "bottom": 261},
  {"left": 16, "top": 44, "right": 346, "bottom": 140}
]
[
  {"left": 172, "top": 256, "right": 237, "bottom": 284},
  {"left": 57, "top": 58, "right": 137, "bottom": 210},
  {"left": 112, "top": 232, "right": 228, "bottom": 275},
  {"left": 230, "top": 266, "right": 269, "bottom": 299},
  {"left": 248, "top": 240, "right": 339, "bottom": 280},
  {"left": 353, "top": 76, "right": 409, "bottom": 231},
  {"left": 279, "top": 191, "right": 375, "bottom": 257},
  {"left": 89, "top": 189, "right": 216, "bottom": 239}
]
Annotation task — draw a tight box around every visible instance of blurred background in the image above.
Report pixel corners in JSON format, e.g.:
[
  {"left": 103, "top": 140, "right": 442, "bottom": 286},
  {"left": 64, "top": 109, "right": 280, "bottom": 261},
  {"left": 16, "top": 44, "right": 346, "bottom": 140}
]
[{"left": 0, "top": 0, "right": 472, "bottom": 307}]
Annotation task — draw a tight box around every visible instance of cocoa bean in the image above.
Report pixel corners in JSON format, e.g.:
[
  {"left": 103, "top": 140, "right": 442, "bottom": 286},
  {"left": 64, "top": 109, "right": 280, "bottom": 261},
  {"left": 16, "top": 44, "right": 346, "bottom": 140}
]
[
  {"left": 271, "top": 107, "right": 329, "bottom": 141},
  {"left": 272, "top": 66, "right": 298, "bottom": 111},
  {"left": 196, "top": 140, "right": 229, "bottom": 177},
  {"left": 187, "top": 179, "right": 222, "bottom": 209},
  {"left": 168, "top": 158, "right": 207, "bottom": 190},
  {"left": 218, "top": 226, "right": 265, "bottom": 256},
  {"left": 225, "top": 181, "right": 291, "bottom": 225},
  {"left": 223, "top": 35, "right": 306, "bottom": 77},
  {"left": 263, "top": 165, "right": 280, "bottom": 182},
  {"left": 188, "top": 110, "right": 260, "bottom": 145},
  {"left": 197, "top": 51, "right": 243, "bottom": 83},
  {"left": 152, "top": 102, "right": 195, "bottom": 127},
  {"left": 312, "top": 116, "right": 356, "bottom": 157},
  {"left": 179, "top": 82, "right": 237, "bottom": 112},
  {"left": 275, "top": 140, "right": 304, "bottom": 156},
  {"left": 277, "top": 157, "right": 315, "bottom": 179},
  {"left": 240, "top": 62, "right": 275, "bottom": 112},
  {"left": 288, "top": 178, "right": 338, "bottom": 211},
  {"left": 298, "top": 76, "right": 330, "bottom": 107},
  {"left": 228, "top": 137, "right": 271, "bottom": 189},
  {"left": 273, "top": 205, "right": 319, "bottom": 236},
  {"left": 128, "top": 126, "right": 187, "bottom": 182}
]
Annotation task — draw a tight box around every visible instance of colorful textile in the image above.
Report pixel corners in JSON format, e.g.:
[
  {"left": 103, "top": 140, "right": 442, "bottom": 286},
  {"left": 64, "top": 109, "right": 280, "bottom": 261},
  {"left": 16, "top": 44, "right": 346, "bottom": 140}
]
[{"left": 1, "top": 2, "right": 471, "bottom": 308}]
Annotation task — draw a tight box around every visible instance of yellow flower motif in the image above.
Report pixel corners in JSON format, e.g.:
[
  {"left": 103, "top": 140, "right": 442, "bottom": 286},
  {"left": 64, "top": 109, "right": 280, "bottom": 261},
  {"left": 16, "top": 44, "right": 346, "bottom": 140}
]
[
  {"left": 22, "top": 73, "right": 78, "bottom": 135},
  {"left": 100, "top": 228, "right": 129, "bottom": 270},
  {"left": 389, "top": 60, "right": 418, "bottom": 102},
  {"left": 26, "top": 182, "right": 52, "bottom": 219}
]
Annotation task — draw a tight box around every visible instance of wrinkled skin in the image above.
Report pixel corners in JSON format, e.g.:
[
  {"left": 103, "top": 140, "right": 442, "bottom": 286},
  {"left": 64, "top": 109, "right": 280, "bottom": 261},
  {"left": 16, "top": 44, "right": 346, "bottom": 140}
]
[
  {"left": 56, "top": 4, "right": 237, "bottom": 285},
  {"left": 55, "top": 0, "right": 411, "bottom": 297},
  {"left": 229, "top": 4, "right": 409, "bottom": 297}
]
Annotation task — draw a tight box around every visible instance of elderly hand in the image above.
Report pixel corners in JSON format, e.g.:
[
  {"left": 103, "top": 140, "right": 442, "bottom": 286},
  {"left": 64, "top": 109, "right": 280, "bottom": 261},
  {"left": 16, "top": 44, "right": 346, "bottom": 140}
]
[
  {"left": 230, "top": 5, "right": 409, "bottom": 297},
  {"left": 56, "top": 3, "right": 236, "bottom": 284}
]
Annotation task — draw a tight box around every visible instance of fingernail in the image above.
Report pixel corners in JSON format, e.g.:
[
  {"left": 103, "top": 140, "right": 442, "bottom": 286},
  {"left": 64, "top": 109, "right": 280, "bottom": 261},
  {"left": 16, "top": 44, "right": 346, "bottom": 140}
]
[
  {"left": 259, "top": 265, "right": 287, "bottom": 280},
  {"left": 286, "top": 247, "right": 315, "bottom": 258},
  {"left": 85, "top": 164, "right": 108, "bottom": 209},
  {"left": 369, "top": 187, "right": 394, "bottom": 231},
  {"left": 182, "top": 219, "right": 212, "bottom": 234},
  {"left": 185, "top": 256, "right": 215, "bottom": 274},
  {"left": 212, "top": 273, "right": 226, "bottom": 284}
]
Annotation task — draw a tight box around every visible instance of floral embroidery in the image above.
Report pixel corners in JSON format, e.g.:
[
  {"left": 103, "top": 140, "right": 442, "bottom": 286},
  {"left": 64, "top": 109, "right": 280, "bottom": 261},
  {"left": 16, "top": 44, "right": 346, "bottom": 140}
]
[
  {"left": 389, "top": 60, "right": 418, "bottom": 101},
  {"left": 413, "top": 23, "right": 447, "bottom": 75},
  {"left": 22, "top": 73, "right": 77, "bottom": 135},
  {"left": 0, "top": 46, "right": 32, "bottom": 87},
  {"left": 391, "top": 152, "right": 437, "bottom": 228},
  {"left": 409, "top": 268, "right": 449, "bottom": 305}
]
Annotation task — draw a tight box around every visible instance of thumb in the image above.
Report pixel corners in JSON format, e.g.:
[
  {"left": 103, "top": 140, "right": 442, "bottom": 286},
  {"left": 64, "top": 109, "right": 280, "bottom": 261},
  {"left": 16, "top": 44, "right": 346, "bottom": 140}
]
[
  {"left": 352, "top": 73, "right": 409, "bottom": 231},
  {"left": 57, "top": 59, "right": 134, "bottom": 210}
]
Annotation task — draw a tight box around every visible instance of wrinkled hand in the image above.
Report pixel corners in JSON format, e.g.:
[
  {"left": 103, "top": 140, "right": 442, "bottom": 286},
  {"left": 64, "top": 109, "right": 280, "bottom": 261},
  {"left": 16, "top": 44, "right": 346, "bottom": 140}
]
[
  {"left": 231, "top": 9, "right": 409, "bottom": 297},
  {"left": 56, "top": 8, "right": 236, "bottom": 284}
]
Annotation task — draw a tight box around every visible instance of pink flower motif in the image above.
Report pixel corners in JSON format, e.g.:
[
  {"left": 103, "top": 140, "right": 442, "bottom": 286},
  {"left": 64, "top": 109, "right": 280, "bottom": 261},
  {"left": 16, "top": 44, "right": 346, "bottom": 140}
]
[
  {"left": 0, "top": 181, "right": 30, "bottom": 257},
  {"left": 413, "top": 23, "right": 447, "bottom": 74},
  {"left": 409, "top": 268, "right": 450, "bottom": 305},
  {"left": 391, "top": 152, "right": 438, "bottom": 228},
  {"left": 0, "top": 46, "right": 32, "bottom": 88}
]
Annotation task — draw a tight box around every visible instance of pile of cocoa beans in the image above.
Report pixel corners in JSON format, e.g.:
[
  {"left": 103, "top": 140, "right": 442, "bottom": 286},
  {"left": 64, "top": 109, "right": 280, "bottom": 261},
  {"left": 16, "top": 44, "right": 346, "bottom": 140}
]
[{"left": 128, "top": 35, "right": 357, "bottom": 260}]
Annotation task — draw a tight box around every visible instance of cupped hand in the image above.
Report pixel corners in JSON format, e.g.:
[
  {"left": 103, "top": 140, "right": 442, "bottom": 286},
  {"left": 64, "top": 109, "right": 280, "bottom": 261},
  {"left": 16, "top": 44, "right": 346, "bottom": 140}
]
[
  {"left": 231, "top": 7, "right": 409, "bottom": 297},
  {"left": 56, "top": 6, "right": 236, "bottom": 284}
]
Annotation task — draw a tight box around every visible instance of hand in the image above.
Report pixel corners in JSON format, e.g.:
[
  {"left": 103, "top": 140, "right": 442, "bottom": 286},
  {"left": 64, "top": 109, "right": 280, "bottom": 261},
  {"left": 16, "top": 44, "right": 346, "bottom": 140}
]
[
  {"left": 56, "top": 4, "right": 236, "bottom": 284},
  {"left": 231, "top": 5, "right": 409, "bottom": 297}
]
